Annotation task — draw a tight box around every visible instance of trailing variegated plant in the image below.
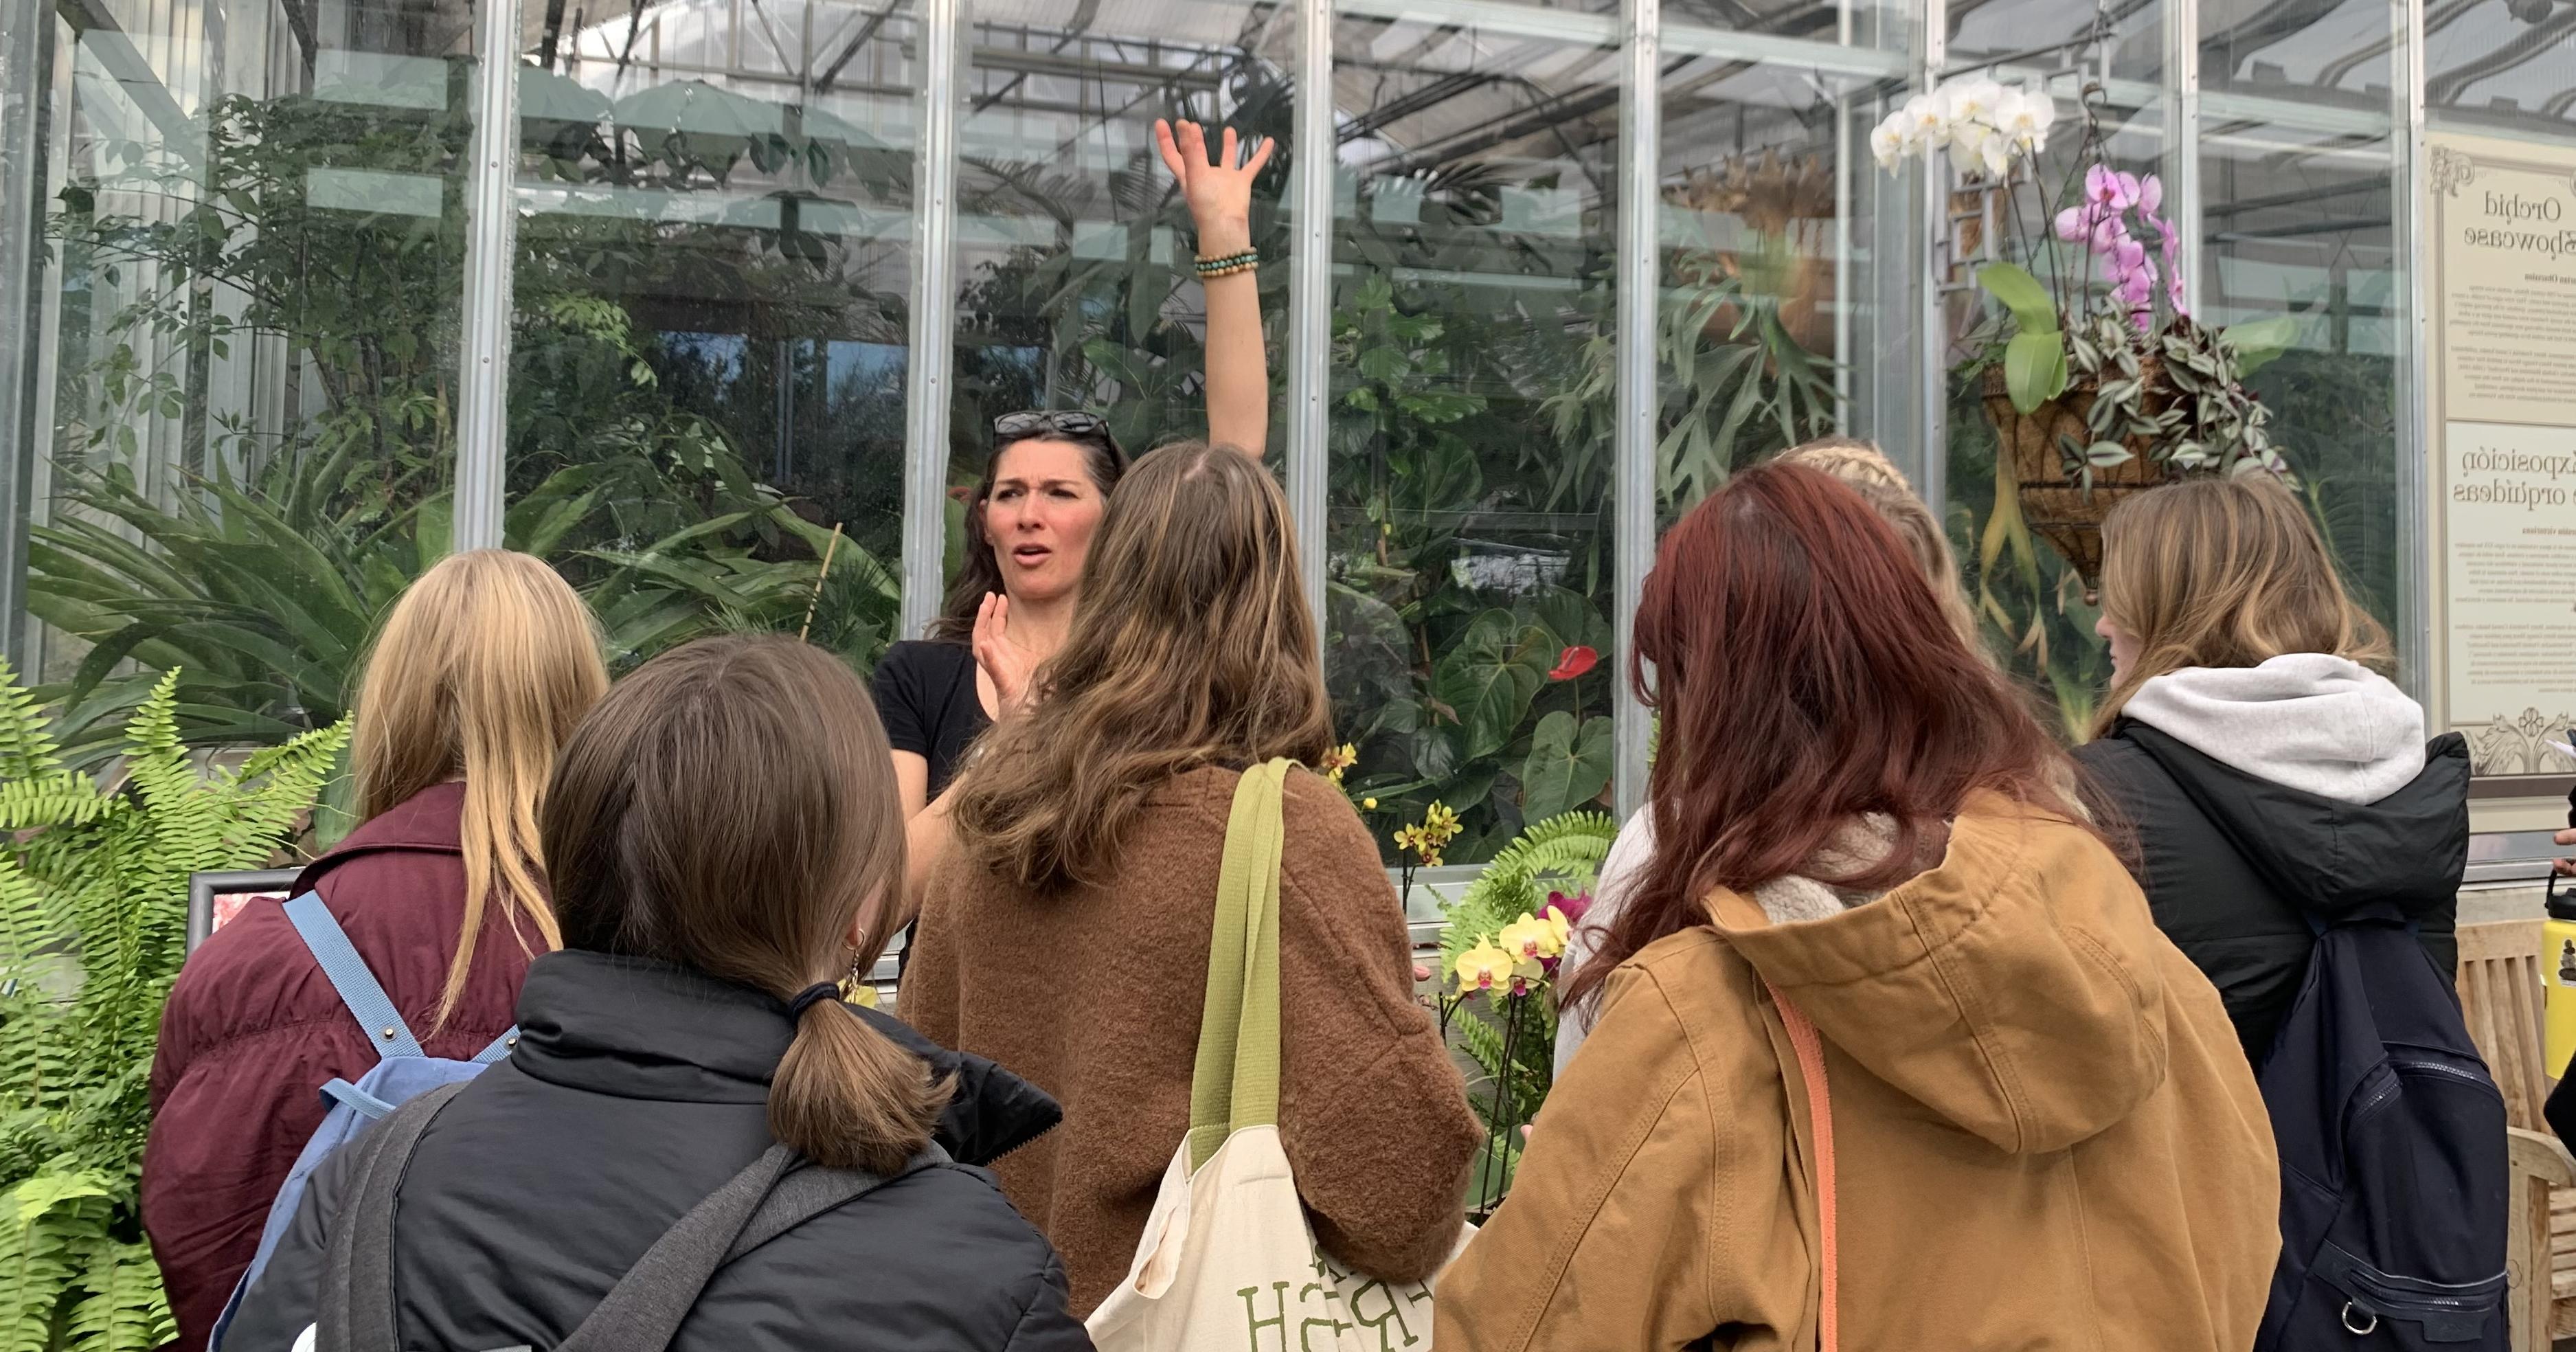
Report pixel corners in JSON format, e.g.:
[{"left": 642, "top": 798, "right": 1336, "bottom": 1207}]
[{"left": 0, "top": 662, "right": 347, "bottom": 1351}]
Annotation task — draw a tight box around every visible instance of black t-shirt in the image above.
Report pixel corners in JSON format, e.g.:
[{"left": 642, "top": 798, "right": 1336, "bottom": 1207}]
[{"left": 870, "top": 639, "right": 991, "bottom": 797}]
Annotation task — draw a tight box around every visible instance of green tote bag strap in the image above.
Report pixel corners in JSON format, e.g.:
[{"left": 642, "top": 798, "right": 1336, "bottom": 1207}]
[{"left": 1186, "top": 758, "right": 1293, "bottom": 1171}]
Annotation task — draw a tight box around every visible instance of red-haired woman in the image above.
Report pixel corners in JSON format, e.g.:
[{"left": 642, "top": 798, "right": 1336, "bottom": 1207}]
[{"left": 1437, "top": 463, "right": 2281, "bottom": 1349}]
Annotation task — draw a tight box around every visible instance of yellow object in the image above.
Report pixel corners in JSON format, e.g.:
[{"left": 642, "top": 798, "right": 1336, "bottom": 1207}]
[{"left": 2545, "top": 899, "right": 2576, "bottom": 1078}]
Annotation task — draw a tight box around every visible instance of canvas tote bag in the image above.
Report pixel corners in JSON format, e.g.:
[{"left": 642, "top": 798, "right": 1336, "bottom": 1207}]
[{"left": 1086, "top": 758, "right": 1454, "bottom": 1352}]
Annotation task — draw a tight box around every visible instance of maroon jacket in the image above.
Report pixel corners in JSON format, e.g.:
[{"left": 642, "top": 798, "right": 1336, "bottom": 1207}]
[{"left": 142, "top": 782, "right": 539, "bottom": 1350}]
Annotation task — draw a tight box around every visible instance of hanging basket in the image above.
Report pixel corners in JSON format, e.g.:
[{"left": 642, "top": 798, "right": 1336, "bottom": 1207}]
[{"left": 1980, "top": 360, "right": 2173, "bottom": 598}]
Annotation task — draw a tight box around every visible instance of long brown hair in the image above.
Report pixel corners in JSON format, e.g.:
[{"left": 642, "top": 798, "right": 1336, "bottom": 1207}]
[
  {"left": 951, "top": 442, "right": 1333, "bottom": 892},
  {"left": 1564, "top": 463, "right": 2088, "bottom": 1017},
  {"left": 351, "top": 550, "right": 607, "bottom": 1028},
  {"left": 2092, "top": 475, "right": 2390, "bottom": 737},
  {"left": 541, "top": 635, "right": 945, "bottom": 1173}
]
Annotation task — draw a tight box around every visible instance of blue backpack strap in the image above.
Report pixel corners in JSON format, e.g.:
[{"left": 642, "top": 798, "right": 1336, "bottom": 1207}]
[
  {"left": 473, "top": 1027, "right": 520, "bottom": 1065},
  {"left": 319, "top": 1077, "right": 398, "bottom": 1120},
  {"left": 283, "top": 892, "right": 425, "bottom": 1059}
]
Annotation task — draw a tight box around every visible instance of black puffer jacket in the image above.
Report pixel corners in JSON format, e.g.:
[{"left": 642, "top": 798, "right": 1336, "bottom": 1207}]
[
  {"left": 2076, "top": 723, "right": 2469, "bottom": 1068},
  {"left": 224, "top": 950, "right": 1087, "bottom": 1352}
]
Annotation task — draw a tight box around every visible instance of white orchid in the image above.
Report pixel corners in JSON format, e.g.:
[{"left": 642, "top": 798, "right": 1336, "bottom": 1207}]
[
  {"left": 1870, "top": 119, "right": 1906, "bottom": 171},
  {"left": 1936, "top": 77, "right": 2007, "bottom": 130},
  {"left": 1995, "top": 87, "right": 2057, "bottom": 153},
  {"left": 1870, "top": 76, "right": 2048, "bottom": 180},
  {"left": 1947, "top": 120, "right": 1998, "bottom": 178},
  {"left": 1896, "top": 93, "right": 1948, "bottom": 150}
]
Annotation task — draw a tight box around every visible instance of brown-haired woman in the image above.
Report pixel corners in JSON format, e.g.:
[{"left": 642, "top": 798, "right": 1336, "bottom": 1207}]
[
  {"left": 905, "top": 442, "right": 1482, "bottom": 1316},
  {"left": 877, "top": 120, "right": 1275, "bottom": 917},
  {"left": 2076, "top": 475, "right": 2467, "bottom": 1067},
  {"left": 1438, "top": 462, "right": 2278, "bottom": 1349},
  {"left": 145, "top": 549, "right": 607, "bottom": 1351},
  {"left": 223, "top": 635, "right": 1087, "bottom": 1352}
]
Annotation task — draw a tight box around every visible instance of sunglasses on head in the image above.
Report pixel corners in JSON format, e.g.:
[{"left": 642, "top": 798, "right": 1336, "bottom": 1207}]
[{"left": 993, "top": 410, "right": 1127, "bottom": 464}]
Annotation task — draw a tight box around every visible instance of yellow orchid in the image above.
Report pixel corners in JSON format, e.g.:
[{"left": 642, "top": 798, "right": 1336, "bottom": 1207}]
[
  {"left": 1498, "top": 911, "right": 1562, "bottom": 962},
  {"left": 1542, "top": 905, "right": 1574, "bottom": 951},
  {"left": 1361, "top": 797, "right": 1378, "bottom": 811},
  {"left": 1320, "top": 743, "right": 1357, "bottom": 785},
  {"left": 1453, "top": 941, "right": 1517, "bottom": 995}
]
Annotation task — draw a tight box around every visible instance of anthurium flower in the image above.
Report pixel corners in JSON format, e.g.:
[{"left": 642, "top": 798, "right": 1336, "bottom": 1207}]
[{"left": 1547, "top": 646, "right": 1598, "bottom": 681}]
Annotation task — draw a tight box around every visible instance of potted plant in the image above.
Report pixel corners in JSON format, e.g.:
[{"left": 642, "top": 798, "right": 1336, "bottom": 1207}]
[{"left": 1871, "top": 77, "right": 2296, "bottom": 596}]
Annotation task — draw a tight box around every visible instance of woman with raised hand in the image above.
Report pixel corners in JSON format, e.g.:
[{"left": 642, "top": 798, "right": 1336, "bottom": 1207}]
[
  {"left": 874, "top": 118, "right": 1276, "bottom": 921},
  {"left": 1442, "top": 462, "right": 2277, "bottom": 1349},
  {"left": 903, "top": 442, "right": 1480, "bottom": 1317},
  {"left": 2075, "top": 476, "right": 2466, "bottom": 1068},
  {"left": 224, "top": 635, "right": 1087, "bottom": 1352},
  {"left": 144, "top": 550, "right": 609, "bottom": 1351}
]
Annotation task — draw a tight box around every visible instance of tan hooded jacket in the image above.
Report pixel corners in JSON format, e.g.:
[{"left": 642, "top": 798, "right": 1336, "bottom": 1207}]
[{"left": 1437, "top": 793, "right": 2281, "bottom": 1351}]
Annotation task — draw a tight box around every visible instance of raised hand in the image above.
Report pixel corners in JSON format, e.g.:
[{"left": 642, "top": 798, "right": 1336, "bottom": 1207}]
[
  {"left": 1155, "top": 118, "right": 1272, "bottom": 255},
  {"left": 972, "top": 592, "right": 1035, "bottom": 721}
]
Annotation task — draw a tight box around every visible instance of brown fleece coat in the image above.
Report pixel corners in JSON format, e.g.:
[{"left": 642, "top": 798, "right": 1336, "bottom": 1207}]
[
  {"left": 1439, "top": 793, "right": 2281, "bottom": 1351},
  {"left": 903, "top": 765, "right": 1481, "bottom": 1316}
]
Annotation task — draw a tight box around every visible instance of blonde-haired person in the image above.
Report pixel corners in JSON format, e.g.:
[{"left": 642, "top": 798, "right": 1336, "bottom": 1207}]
[
  {"left": 903, "top": 442, "right": 1482, "bottom": 1316},
  {"left": 223, "top": 635, "right": 1087, "bottom": 1351},
  {"left": 144, "top": 550, "right": 607, "bottom": 1351},
  {"left": 2075, "top": 475, "right": 2466, "bottom": 1068},
  {"left": 1552, "top": 436, "right": 1981, "bottom": 1076}
]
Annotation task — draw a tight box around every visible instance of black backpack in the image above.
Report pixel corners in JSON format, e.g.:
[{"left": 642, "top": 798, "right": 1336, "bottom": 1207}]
[{"left": 2256, "top": 910, "right": 2509, "bottom": 1349}]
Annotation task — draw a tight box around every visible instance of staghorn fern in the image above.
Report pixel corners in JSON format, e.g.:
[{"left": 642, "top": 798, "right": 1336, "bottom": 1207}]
[{"left": 0, "top": 660, "right": 345, "bottom": 1351}]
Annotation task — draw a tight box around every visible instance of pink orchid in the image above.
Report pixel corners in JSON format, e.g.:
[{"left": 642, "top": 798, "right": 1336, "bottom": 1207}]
[
  {"left": 2137, "top": 173, "right": 2164, "bottom": 216},
  {"left": 2084, "top": 164, "right": 2142, "bottom": 212},
  {"left": 2150, "top": 215, "right": 2189, "bottom": 318},
  {"left": 2053, "top": 205, "right": 2092, "bottom": 243}
]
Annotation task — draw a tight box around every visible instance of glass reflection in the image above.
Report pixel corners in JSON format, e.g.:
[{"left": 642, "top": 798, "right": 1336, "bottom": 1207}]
[
  {"left": 1328, "top": 6, "right": 1619, "bottom": 864},
  {"left": 507, "top": 0, "right": 917, "bottom": 671}
]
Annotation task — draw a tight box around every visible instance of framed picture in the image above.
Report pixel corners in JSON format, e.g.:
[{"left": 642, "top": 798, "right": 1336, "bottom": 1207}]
[{"left": 186, "top": 868, "right": 301, "bottom": 955}]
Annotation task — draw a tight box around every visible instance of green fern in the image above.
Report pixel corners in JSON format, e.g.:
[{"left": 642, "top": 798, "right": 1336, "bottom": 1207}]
[
  {"left": 1436, "top": 810, "right": 1618, "bottom": 978},
  {"left": 0, "top": 665, "right": 346, "bottom": 1351}
]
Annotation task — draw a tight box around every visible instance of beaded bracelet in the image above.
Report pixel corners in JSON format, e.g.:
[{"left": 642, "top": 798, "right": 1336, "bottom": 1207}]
[{"left": 1194, "top": 249, "right": 1259, "bottom": 278}]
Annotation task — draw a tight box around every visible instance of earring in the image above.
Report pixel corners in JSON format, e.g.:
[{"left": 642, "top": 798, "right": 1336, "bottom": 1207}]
[{"left": 837, "top": 947, "right": 876, "bottom": 1008}]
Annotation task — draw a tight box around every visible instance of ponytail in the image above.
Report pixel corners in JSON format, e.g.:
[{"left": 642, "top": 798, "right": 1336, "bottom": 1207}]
[
  {"left": 541, "top": 636, "right": 942, "bottom": 1175},
  {"left": 771, "top": 998, "right": 951, "bottom": 1174}
]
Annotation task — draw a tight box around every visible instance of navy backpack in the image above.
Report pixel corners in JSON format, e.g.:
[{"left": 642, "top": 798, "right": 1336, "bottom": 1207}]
[
  {"left": 2257, "top": 910, "right": 2509, "bottom": 1349},
  {"left": 203, "top": 892, "right": 515, "bottom": 1351}
]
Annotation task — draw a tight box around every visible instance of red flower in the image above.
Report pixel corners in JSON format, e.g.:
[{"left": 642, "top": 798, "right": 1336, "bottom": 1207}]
[{"left": 1546, "top": 646, "right": 1598, "bottom": 682}]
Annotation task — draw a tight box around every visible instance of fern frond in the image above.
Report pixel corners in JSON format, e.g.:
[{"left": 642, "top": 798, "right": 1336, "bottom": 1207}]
[
  {"left": 64, "top": 1240, "right": 173, "bottom": 1352},
  {"left": 0, "top": 668, "right": 63, "bottom": 789},
  {"left": 0, "top": 1172, "right": 114, "bottom": 1351}
]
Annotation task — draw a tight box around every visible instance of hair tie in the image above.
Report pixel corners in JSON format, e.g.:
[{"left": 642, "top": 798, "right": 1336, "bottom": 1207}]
[{"left": 784, "top": 981, "right": 843, "bottom": 1022}]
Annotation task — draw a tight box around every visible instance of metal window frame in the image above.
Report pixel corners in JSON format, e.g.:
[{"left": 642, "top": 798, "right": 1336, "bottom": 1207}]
[
  {"left": 453, "top": 0, "right": 529, "bottom": 550},
  {"left": 0, "top": 0, "right": 54, "bottom": 670},
  {"left": 1289, "top": 0, "right": 1333, "bottom": 629},
  {"left": 902, "top": 0, "right": 965, "bottom": 641},
  {"left": 2164, "top": 0, "right": 2202, "bottom": 317},
  {"left": 2393, "top": 0, "right": 2429, "bottom": 703},
  {"left": 1915, "top": 0, "right": 1947, "bottom": 512},
  {"left": 1611, "top": 0, "right": 1660, "bottom": 820}
]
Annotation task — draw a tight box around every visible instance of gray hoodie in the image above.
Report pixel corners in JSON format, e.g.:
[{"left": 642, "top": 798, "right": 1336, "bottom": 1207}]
[{"left": 2120, "top": 653, "right": 2426, "bottom": 805}]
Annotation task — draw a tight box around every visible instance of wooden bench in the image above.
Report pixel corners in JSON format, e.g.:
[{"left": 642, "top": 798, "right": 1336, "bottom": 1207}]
[{"left": 2456, "top": 919, "right": 2576, "bottom": 1351}]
